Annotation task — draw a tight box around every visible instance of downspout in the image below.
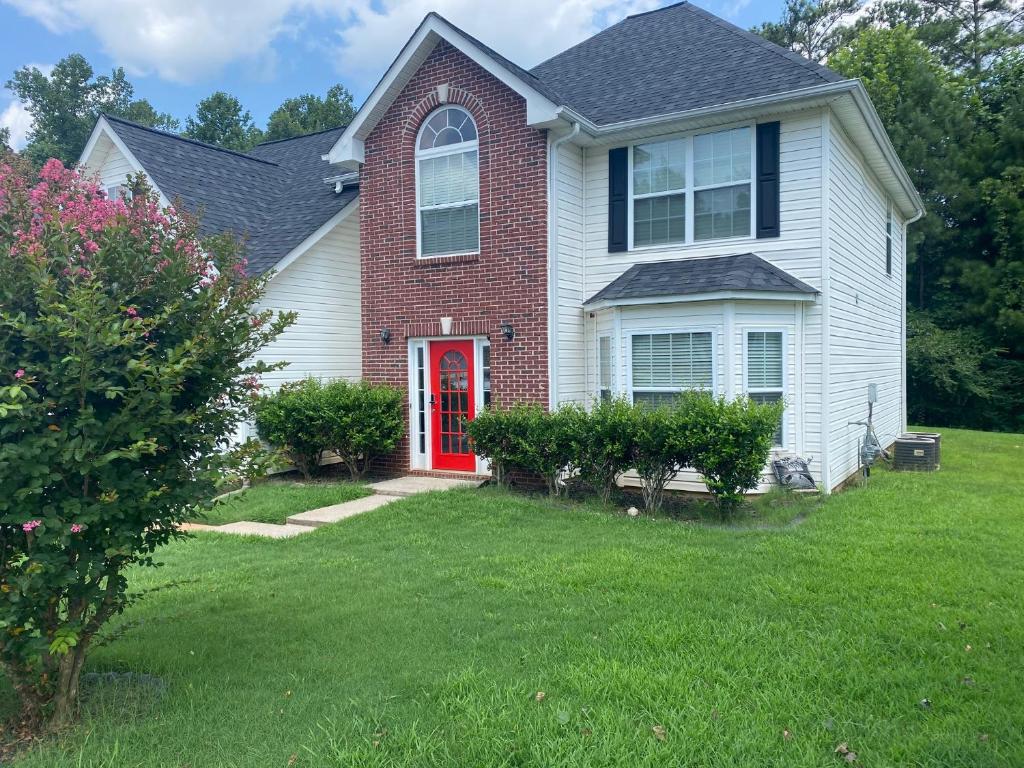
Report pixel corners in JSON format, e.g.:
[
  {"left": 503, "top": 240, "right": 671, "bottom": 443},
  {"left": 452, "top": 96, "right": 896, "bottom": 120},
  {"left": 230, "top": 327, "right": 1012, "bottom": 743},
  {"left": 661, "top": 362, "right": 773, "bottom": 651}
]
[{"left": 547, "top": 121, "right": 581, "bottom": 409}]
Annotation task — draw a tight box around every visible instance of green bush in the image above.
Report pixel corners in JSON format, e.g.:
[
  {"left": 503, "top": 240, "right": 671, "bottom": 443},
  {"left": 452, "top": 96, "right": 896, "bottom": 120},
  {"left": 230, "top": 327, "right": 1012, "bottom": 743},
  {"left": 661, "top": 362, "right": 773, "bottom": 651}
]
[
  {"left": 466, "top": 401, "right": 523, "bottom": 486},
  {"left": 253, "top": 378, "right": 328, "bottom": 480},
  {"left": 573, "top": 396, "right": 636, "bottom": 503},
  {"left": 0, "top": 161, "right": 291, "bottom": 728},
  {"left": 681, "top": 392, "right": 784, "bottom": 515},
  {"left": 322, "top": 380, "right": 404, "bottom": 479},
  {"left": 630, "top": 401, "right": 687, "bottom": 514}
]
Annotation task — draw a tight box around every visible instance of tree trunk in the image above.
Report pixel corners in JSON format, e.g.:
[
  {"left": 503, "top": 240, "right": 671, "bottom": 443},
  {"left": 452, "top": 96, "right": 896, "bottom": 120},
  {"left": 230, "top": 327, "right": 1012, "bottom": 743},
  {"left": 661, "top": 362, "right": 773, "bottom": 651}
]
[{"left": 49, "top": 645, "right": 88, "bottom": 730}]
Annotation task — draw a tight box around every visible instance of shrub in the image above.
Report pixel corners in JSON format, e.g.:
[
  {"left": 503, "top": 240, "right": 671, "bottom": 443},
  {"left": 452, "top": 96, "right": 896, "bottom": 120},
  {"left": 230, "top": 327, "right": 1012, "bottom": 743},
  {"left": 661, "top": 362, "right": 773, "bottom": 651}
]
[
  {"left": 322, "top": 380, "right": 404, "bottom": 479},
  {"left": 681, "top": 393, "right": 785, "bottom": 515},
  {"left": 466, "top": 402, "right": 522, "bottom": 486},
  {"left": 630, "top": 402, "right": 686, "bottom": 514},
  {"left": 253, "top": 378, "right": 329, "bottom": 480},
  {"left": 0, "top": 161, "right": 291, "bottom": 729},
  {"left": 572, "top": 396, "right": 636, "bottom": 503}
]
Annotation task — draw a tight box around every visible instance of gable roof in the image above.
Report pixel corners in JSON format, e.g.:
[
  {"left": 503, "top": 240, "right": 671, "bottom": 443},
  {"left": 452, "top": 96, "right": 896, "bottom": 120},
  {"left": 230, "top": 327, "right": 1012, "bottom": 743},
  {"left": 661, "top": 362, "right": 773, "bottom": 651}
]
[
  {"left": 91, "top": 115, "right": 357, "bottom": 275},
  {"left": 530, "top": 2, "right": 844, "bottom": 126},
  {"left": 584, "top": 253, "right": 818, "bottom": 307}
]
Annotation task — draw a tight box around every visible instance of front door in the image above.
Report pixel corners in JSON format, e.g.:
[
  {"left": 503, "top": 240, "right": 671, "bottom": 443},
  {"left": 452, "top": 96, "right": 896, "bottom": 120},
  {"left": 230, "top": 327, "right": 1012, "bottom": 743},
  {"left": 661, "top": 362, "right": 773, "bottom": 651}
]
[{"left": 430, "top": 340, "right": 476, "bottom": 471}]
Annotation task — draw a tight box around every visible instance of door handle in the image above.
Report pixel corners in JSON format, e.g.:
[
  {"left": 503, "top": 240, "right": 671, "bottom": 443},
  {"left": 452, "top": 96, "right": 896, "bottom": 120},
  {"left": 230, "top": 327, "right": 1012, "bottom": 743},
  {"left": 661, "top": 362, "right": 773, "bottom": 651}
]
[{"left": 429, "top": 394, "right": 437, "bottom": 411}]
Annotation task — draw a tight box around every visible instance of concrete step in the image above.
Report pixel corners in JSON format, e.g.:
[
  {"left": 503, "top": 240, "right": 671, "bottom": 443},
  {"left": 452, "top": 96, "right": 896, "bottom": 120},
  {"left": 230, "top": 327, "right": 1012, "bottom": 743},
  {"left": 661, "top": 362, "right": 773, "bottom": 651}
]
[
  {"left": 287, "top": 494, "right": 400, "bottom": 528},
  {"left": 366, "top": 475, "right": 484, "bottom": 497},
  {"left": 208, "top": 521, "right": 312, "bottom": 538}
]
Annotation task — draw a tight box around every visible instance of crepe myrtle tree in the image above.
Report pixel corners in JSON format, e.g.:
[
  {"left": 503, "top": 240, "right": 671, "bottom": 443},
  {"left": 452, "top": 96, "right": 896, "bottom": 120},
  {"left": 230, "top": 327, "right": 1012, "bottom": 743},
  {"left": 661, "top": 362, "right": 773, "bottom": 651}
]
[{"left": 0, "top": 161, "right": 293, "bottom": 730}]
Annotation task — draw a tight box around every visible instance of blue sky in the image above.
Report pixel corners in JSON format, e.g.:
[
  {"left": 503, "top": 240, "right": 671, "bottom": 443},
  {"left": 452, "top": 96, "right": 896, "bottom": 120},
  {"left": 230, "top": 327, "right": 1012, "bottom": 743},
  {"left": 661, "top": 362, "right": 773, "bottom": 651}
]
[{"left": 1, "top": 0, "right": 785, "bottom": 150}]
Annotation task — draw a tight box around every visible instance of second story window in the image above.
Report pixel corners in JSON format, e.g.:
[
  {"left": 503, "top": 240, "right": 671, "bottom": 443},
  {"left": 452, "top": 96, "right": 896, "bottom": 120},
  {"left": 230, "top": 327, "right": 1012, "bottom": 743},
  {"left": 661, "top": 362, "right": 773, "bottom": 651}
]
[
  {"left": 416, "top": 106, "right": 479, "bottom": 258},
  {"left": 630, "top": 126, "right": 753, "bottom": 248}
]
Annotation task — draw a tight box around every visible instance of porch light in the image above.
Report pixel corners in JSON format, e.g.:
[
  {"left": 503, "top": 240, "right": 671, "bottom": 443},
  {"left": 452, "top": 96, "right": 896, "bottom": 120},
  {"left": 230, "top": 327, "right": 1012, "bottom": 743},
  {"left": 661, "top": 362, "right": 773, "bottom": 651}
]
[
  {"left": 380, "top": 327, "right": 392, "bottom": 344},
  {"left": 500, "top": 322, "right": 515, "bottom": 341}
]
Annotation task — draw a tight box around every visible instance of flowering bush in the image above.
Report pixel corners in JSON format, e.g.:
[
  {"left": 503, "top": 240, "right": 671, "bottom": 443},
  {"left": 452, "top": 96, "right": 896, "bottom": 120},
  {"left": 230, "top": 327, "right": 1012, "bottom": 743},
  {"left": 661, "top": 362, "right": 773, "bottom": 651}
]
[{"left": 0, "top": 160, "right": 292, "bottom": 729}]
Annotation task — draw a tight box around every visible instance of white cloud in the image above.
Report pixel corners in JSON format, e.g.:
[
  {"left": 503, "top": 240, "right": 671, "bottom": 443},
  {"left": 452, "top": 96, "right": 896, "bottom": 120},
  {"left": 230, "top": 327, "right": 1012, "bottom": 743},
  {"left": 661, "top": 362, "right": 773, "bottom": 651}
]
[
  {"left": 1, "top": 96, "right": 33, "bottom": 150},
  {"left": 3, "top": 0, "right": 663, "bottom": 87},
  {"left": 334, "top": 0, "right": 660, "bottom": 86},
  {"left": 4, "top": 0, "right": 323, "bottom": 82}
]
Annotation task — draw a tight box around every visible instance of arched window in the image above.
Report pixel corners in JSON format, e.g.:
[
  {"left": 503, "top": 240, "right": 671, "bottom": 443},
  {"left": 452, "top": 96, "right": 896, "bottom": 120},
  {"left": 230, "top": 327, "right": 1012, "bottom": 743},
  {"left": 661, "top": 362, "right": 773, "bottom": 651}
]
[{"left": 416, "top": 106, "right": 479, "bottom": 258}]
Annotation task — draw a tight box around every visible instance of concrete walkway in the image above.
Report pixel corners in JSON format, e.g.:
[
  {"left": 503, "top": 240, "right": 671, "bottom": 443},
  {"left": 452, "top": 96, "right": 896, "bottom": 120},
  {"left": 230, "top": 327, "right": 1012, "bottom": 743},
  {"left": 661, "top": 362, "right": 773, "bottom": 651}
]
[{"left": 187, "top": 475, "right": 484, "bottom": 538}]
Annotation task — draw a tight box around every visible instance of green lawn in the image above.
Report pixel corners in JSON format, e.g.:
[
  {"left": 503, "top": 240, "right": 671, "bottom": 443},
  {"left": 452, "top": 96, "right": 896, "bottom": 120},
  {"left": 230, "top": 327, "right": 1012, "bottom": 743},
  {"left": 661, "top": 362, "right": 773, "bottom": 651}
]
[
  {"left": 5, "top": 428, "right": 1024, "bottom": 766},
  {"left": 192, "top": 480, "right": 371, "bottom": 525}
]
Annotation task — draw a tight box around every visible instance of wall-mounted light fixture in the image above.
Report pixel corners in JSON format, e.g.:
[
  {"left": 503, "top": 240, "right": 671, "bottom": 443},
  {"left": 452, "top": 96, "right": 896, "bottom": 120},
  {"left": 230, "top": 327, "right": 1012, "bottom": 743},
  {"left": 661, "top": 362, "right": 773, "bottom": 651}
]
[
  {"left": 500, "top": 322, "right": 515, "bottom": 341},
  {"left": 380, "top": 327, "right": 392, "bottom": 344}
]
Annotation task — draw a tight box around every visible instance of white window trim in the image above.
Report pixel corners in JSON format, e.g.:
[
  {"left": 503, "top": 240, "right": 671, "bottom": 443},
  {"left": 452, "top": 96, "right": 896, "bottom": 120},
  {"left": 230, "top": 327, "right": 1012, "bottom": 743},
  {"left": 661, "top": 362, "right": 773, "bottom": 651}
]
[
  {"left": 414, "top": 106, "right": 481, "bottom": 260},
  {"left": 626, "top": 120, "right": 758, "bottom": 252},
  {"left": 742, "top": 327, "right": 788, "bottom": 448},
  {"left": 625, "top": 326, "right": 718, "bottom": 404},
  {"left": 597, "top": 333, "right": 614, "bottom": 400}
]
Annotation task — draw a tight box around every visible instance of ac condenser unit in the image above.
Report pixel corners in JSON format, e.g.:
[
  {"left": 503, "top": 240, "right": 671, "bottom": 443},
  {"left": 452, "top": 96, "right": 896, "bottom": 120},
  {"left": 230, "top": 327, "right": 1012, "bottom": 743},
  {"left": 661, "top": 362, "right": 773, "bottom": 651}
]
[
  {"left": 902, "top": 431, "right": 941, "bottom": 469},
  {"left": 893, "top": 436, "right": 938, "bottom": 471}
]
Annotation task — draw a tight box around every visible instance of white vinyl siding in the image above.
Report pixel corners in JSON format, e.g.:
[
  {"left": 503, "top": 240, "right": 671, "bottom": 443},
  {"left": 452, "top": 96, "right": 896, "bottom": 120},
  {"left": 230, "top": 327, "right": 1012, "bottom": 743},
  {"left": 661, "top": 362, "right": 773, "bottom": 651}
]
[
  {"left": 581, "top": 110, "right": 828, "bottom": 473},
  {"left": 826, "top": 118, "right": 906, "bottom": 488}
]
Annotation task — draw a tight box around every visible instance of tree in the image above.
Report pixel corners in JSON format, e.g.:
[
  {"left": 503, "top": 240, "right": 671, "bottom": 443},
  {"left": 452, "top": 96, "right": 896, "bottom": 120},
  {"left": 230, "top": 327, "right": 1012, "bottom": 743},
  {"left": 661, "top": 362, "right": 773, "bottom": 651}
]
[
  {"left": 184, "top": 92, "right": 263, "bottom": 150},
  {"left": 264, "top": 85, "right": 356, "bottom": 141},
  {"left": 753, "top": 0, "right": 863, "bottom": 61},
  {"left": 0, "top": 126, "right": 10, "bottom": 151},
  {"left": 0, "top": 160, "right": 292, "bottom": 730},
  {"left": 867, "top": 0, "right": 1024, "bottom": 74},
  {"left": 6, "top": 55, "right": 177, "bottom": 167}
]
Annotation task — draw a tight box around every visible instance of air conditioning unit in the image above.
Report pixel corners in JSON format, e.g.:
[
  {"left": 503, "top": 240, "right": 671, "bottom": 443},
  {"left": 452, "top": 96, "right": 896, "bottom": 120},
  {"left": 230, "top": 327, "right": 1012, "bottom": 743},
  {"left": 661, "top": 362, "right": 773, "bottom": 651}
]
[
  {"left": 893, "top": 436, "right": 938, "bottom": 472},
  {"left": 902, "top": 432, "right": 941, "bottom": 469}
]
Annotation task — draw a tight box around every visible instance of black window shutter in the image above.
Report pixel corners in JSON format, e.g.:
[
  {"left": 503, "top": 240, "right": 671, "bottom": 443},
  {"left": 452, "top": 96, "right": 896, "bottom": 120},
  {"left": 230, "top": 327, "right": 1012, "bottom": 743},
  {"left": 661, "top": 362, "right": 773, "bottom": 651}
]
[
  {"left": 756, "top": 121, "right": 781, "bottom": 239},
  {"left": 608, "top": 147, "right": 629, "bottom": 252}
]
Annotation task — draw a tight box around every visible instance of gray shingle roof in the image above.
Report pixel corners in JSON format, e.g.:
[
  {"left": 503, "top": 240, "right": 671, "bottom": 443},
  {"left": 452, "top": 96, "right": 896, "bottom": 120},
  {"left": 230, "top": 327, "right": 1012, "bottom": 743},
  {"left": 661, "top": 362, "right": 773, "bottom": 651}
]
[
  {"left": 584, "top": 253, "right": 818, "bottom": 306},
  {"left": 530, "top": 1, "right": 845, "bottom": 126},
  {"left": 101, "top": 115, "right": 357, "bottom": 275}
]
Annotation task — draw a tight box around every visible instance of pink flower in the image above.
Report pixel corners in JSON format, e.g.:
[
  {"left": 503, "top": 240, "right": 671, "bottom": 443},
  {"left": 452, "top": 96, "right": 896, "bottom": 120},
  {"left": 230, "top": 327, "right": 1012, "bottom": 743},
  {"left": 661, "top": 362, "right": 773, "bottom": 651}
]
[
  {"left": 83, "top": 240, "right": 99, "bottom": 254},
  {"left": 22, "top": 520, "right": 41, "bottom": 532},
  {"left": 70, "top": 524, "right": 84, "bottom": 533},
  {"left": 126, "top": 307, "right": 138, "bottom": 318},
  {"left": 14, "top": 369, "right": 25, "bottom": 379}
]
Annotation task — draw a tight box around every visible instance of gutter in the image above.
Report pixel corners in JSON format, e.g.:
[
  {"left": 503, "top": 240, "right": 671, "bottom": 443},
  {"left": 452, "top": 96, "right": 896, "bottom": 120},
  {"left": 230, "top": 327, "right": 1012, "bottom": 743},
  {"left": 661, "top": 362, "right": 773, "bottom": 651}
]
[{"left": 546, "top": 121, "right": 580, "bottom": 410}]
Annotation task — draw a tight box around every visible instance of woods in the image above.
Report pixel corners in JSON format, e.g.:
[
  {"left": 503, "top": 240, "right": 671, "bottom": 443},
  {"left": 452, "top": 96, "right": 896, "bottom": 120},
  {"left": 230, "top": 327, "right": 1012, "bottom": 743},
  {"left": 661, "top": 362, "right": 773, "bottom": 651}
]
[{"left": 757, "top": 0, "right": 1024, "bottom": 430}]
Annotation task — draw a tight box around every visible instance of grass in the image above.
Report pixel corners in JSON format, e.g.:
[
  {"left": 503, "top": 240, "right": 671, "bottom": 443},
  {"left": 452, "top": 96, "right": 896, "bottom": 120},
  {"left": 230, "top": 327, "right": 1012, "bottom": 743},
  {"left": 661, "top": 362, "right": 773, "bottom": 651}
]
[
  {"left": 5, "top": 427, "right": 1024, "bottom": 767},
  {"left": 191, "top": 480, "right": 371, "bottom": 526}
]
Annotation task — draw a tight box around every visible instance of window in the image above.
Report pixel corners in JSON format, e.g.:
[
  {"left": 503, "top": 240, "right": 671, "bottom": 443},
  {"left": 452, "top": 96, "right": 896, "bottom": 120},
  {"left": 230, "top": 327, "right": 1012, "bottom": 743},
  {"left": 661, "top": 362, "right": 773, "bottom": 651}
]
[
  {"left": 105, "top": 184, "right": 132, "bottom": 201},
  {"left": 598, "top": 335, "right": 613, "bottom": 401},
  {"left": 885, "top": 201, "right": 893, "bottom": 275},
  {"left": 631, "top": 331, "right": 713, "bottom": 406},
  {"left": 482, "top": 343, "right": 492, "bottom": 408},
  {"left": 630, "top": 126, "right": 752, "bottom": 248},
  {"left": 745, "top": 331, "right": 784, "bottom": 446},
  {"left": 416, "top": 106, "right": 479, "bottom": 258},
  {"left": 416, "top": 345, "right": 426, "bottom": 454}
]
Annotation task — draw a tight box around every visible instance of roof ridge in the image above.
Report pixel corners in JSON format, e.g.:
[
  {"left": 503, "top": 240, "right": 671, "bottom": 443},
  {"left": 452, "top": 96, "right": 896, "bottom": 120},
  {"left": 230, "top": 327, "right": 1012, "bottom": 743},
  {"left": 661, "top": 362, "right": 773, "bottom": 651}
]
[
  {"left": 253, "top": 124, "right": 349, "bottom": 147},
  {"left": 680, "top": 3, "right": 841, "bottom": 84},
  {"left": 100, "top": 113, "right": 280, "bottom": 167}
]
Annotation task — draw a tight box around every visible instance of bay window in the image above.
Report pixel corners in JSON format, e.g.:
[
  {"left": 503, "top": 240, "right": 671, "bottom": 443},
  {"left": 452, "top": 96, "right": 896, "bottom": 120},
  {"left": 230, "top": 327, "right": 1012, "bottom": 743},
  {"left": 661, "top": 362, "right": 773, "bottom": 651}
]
[
  {"left": 630, "top": 126, "right": 753, "bottom": 248},
  {"left": 416, "top": 106, "right": 479, "bottom": 258}
]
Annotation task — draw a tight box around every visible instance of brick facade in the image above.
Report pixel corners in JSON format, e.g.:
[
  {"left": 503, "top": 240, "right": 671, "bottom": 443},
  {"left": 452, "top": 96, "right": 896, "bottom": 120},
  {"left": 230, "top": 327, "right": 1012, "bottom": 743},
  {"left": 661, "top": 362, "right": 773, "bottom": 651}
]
[{"left": 360, "top": 40, "right": 549, "bottom": 472}]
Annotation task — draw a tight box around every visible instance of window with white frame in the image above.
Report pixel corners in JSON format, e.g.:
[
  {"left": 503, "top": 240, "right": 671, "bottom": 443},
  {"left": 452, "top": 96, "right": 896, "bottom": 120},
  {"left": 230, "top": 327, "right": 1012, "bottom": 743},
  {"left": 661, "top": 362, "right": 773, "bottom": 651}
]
[
  {"left": 885, "top": 200, "right": 893, "bottom": 275},
  {"left": 416, "top": 106, "right": 479, "bottom": 258},
  {"left": 631, "top": 126, "right": 752, "bottom": 248},
  {"left": 631, "top": 331, "right": 713, "bottom": 406},
  {"left": 745, "top": 330, "right": 785, "bottom": 446},
  {"left": 105, "top": 184, "right": 132, "bottom": 201},
  {"left": 598, "top": 335, "right": 613, "bottom": 401}
]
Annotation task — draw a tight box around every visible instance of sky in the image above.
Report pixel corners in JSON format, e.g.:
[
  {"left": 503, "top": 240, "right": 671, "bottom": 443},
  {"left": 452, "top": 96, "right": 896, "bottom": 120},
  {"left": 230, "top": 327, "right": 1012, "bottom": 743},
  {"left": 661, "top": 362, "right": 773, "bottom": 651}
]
[{"left": 0, "top": 0, "right": 785, "bottom": 151}]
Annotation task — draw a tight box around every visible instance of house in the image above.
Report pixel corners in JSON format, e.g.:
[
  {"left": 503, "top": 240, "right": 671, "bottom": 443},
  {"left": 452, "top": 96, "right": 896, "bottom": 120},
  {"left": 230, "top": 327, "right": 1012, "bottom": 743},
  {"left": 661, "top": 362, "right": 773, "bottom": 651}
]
[{"left": 79, "top": 1, "right": 923, "bottom": 493}]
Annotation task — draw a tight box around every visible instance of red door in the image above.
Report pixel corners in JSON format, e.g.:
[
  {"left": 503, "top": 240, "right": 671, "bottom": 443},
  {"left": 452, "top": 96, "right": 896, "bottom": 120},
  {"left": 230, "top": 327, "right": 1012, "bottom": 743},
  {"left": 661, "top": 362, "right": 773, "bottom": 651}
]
[{"left": 430, "top": 340, "right": 476, "bottom": 471}]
